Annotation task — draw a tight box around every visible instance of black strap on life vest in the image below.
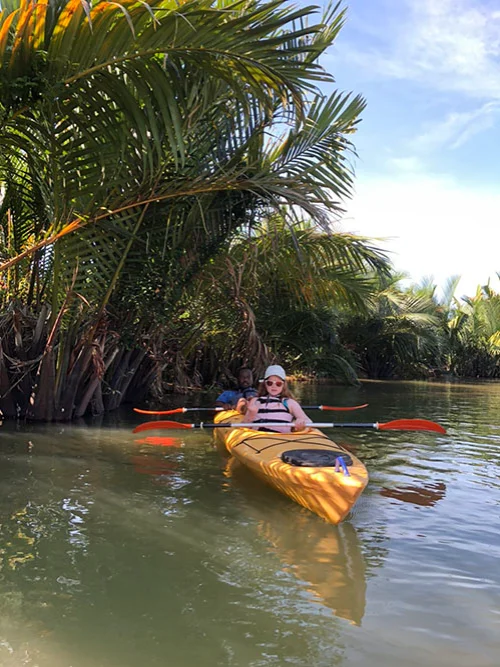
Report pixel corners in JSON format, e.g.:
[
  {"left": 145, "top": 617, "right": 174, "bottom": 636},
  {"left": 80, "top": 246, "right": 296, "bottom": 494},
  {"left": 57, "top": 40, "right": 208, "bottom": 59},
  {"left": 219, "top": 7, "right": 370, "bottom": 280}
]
[{"left": 253, "top": 396, "right": 291, "bottom": 425}]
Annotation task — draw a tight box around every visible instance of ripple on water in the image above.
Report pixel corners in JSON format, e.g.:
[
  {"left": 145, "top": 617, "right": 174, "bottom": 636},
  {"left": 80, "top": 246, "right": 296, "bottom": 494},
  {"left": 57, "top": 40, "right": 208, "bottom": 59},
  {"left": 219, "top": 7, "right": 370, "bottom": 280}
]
[{"left": 1, "top": 384, "right": 500, "bottom": 667}]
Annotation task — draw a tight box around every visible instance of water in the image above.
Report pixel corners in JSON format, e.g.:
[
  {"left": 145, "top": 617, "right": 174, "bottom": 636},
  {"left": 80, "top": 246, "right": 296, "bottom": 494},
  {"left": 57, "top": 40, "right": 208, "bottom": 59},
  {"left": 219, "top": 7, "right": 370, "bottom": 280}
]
[{"left": 1, "top": 381, "right": 499, "bottom": 666}]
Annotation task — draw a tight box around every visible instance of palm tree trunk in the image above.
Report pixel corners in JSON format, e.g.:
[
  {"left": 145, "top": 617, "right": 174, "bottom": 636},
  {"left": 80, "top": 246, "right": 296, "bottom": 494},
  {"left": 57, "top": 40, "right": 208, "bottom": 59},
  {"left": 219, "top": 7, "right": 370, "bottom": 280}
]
[
  {"left": 26, "top": 349, "right": 56, "bottom": 421},
  {"left": 0, "top": 343, "right": 17, "bottom": 418}
]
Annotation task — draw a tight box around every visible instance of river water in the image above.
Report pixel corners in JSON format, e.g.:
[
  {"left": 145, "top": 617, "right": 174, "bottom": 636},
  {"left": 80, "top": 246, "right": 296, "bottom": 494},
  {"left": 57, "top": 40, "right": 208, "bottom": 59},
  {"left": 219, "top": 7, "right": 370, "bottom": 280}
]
[{"left": 0, "top": 380, "right": 499, "bottom": 666}]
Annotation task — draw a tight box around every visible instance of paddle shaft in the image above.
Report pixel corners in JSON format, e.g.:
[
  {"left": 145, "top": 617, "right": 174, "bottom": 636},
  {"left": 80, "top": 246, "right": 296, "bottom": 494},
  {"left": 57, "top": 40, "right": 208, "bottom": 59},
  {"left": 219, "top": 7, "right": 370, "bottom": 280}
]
[
  {"left": 191, "top": 422, "right": 392, "bottom": 429},
  {"left": 134, "top": 403, "right": 368, "bottom": 416},
  {"left": 133, "top": 418, "right": 446, "bottom": 433},
  {"left": 134, "top": 407, "right": 223, "bottom": 415},
  {"left": 304, "top": 404, "right": 368, "bottom": 411}
]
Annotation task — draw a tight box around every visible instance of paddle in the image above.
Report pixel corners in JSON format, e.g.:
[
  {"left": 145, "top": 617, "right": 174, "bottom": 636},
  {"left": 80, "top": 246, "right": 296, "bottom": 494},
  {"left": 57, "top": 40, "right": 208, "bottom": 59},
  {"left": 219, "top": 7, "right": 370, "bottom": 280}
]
[
  {"left": 134, "top": 407, "right": 223, "bottom": 415},
  {"left": 304, "top": 404, "right": 369, "bottom": 411},
  {"left": 133, "top": 403, "right": 369, "bottom": 416},
  {"left": 133, "top": 418, "right": 446, "bottom": 434}
]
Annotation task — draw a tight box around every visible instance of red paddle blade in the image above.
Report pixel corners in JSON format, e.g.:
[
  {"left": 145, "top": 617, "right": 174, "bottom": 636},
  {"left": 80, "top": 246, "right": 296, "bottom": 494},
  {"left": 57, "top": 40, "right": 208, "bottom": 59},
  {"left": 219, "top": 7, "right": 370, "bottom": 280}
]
[
  {"left": 134, "top": 436, "right": 183, "bottom": 446},
  {"left": 134, "top": 407, "right": 184, "bottom": 415},
  {"left": 378, "top": 419, "right": 446, "bottom": 433},
  {"left": 321, "top": 403, "right": 368, "bottom": 411},
  {"left": 133, "top": 420, "right": 193, "bottom": 433}
]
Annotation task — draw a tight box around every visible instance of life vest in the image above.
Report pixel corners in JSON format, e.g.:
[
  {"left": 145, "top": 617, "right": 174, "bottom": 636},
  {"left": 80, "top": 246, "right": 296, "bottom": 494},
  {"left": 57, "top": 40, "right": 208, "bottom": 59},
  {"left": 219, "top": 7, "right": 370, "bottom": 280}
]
[{"left": 253, "top": 396, "right": 293, "bottom": 432}]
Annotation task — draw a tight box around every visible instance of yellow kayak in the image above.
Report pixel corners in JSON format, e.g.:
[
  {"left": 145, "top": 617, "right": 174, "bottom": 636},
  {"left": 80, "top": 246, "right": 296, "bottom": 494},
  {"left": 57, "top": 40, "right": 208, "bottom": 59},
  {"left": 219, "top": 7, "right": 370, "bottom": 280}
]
[{"left": 213, "top": 410, "right": 368, "bottom": 524}]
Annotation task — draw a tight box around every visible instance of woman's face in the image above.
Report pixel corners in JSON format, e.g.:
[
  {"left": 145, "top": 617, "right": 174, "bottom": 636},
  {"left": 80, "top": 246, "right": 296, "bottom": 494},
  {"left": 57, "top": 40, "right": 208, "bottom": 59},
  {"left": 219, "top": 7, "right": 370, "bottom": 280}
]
[{"left": 264, "top": 375, "right": 284, "bottom": 396}]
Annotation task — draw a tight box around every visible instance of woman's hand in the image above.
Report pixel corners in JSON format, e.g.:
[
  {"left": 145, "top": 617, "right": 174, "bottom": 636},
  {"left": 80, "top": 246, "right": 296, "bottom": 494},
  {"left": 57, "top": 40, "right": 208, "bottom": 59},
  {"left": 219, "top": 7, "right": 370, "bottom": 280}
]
[
  {"left": 235, "top": 398, "right": 247, "bottom": 414},
  {"left": 245, "top": 398, "right": 258, "bottom": 423},
  {"left": 293, "top": 419, "right": 307, "bottom": 432}
]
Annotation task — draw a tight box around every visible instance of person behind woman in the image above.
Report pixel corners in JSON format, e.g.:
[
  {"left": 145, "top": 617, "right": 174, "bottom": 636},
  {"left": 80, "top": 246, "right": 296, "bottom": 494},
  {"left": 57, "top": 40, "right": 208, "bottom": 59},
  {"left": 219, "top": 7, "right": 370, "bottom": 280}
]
[
  {"left": 215, "top": 367, "right": 257, "bottom": 411},
  {"left": 245, "top": 365, "right": 308, "bottom": 433}
]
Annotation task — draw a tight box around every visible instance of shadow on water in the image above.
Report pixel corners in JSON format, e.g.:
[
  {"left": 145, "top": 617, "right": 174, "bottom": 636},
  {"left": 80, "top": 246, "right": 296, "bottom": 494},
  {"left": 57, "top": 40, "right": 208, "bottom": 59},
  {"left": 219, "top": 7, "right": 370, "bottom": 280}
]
[{"left": 380, "top": 481, "right": 447, "bottom": 507}]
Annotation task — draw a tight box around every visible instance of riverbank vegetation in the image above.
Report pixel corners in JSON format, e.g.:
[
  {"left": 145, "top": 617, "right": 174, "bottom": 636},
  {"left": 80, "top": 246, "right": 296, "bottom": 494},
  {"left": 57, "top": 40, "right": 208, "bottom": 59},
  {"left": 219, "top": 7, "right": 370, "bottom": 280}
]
[{"left": 1, "top": 0, "right": 499, "bottom": 420}]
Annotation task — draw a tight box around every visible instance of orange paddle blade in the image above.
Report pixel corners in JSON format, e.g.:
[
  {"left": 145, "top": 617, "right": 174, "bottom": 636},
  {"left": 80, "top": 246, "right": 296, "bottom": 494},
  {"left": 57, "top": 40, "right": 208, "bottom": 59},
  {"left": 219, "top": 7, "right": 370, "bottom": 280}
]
[
  {"left": 378, "top": 419, "right": 446, "bottom": 433},
  {"left": 133, "top": 420, "right": 194, "bottom": 433}
]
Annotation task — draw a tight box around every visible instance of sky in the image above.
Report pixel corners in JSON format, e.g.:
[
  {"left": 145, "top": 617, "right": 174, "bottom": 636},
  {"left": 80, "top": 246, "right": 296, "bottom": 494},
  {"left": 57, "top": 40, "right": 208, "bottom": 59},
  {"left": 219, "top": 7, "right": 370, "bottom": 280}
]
[{"left": 309, "top": 0, "right": 500, "bottom": 299}]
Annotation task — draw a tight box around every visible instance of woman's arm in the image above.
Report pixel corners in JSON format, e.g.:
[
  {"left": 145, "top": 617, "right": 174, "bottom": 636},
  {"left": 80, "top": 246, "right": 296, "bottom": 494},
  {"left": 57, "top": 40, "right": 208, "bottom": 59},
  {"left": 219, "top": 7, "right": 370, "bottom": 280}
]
[
  {"left": 244, "top": 398, "right": 259, "bottom": 422},
  {"left": 288, "top": 399, "right": 309, "bottom": 431}
]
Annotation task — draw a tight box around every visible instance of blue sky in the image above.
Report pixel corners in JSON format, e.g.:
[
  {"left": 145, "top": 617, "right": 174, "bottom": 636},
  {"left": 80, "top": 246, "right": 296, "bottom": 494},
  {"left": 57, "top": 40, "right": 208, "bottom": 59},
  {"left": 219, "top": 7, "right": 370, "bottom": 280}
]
[{"left": 309, "top": 0, "right": 500, "bottom": 298}]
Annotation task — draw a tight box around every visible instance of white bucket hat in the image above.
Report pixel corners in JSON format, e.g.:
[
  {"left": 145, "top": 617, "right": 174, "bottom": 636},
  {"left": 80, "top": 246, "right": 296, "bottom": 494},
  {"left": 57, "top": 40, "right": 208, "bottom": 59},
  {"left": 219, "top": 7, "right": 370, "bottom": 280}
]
[{"left": 264, "top": 364, "right": 286, "bottom": 380}]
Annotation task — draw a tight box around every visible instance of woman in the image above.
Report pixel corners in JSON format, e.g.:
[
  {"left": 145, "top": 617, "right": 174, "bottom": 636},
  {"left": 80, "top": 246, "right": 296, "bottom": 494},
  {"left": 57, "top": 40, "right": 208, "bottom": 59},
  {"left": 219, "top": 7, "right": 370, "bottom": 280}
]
[{"left": 245, "top": 365, "right": 308, "bottom": 433}]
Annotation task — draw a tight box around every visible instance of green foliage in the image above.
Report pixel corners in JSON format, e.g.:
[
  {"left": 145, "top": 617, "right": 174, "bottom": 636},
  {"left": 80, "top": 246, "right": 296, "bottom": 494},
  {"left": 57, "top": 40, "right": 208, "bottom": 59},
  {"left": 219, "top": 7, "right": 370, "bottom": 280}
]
[
  {"left": 338, "top": 275, "right": 443, "bottom": 379},
  {"left": 151, "top": 215, "right": 391, "bottom": 385},
  {"left": 337, "top": 273, "right": 500, "bottom": 381},
  {"left": 0, "top": 0, "right": 377, "bottom": 417},
  {"left": 447, "top": 283, "right": 500, "bottom": 377},
  {"left": 1, "top": 0, "right": 366, "bottom": 319}
]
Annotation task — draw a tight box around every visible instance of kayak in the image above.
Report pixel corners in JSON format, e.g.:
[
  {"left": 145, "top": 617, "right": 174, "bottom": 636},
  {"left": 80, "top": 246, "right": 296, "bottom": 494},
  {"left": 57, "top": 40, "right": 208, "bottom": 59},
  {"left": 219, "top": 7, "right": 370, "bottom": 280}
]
[{"left": 213, "top": 410, "right": 368, "bottom": 524}]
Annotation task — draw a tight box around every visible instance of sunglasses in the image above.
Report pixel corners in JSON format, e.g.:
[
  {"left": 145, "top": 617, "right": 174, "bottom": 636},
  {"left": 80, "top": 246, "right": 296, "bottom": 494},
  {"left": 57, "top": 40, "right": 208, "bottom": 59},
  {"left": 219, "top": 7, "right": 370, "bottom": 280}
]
[{"left": 265, "top": 379, "right": 284, "bottom": 387}]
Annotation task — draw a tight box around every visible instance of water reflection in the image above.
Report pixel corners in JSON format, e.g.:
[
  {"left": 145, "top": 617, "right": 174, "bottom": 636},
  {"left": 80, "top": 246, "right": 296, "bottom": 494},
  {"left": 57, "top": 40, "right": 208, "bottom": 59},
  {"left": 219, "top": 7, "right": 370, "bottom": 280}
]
[
  {"left": 380, "top": 481, "right": 446, "bottom": 507},
  {"left": 134, "top": 436, "right": 183, "bottom": 447},
  {"left": 2, "top": 380, "right": 500, "bottom": 667},
  {"left": 129, "top": 454, "right": 179, "bottom": 478},
  {"left": 223, "top": 457, "right": 367, "bottom": 625},
  {"left": 131, "top": 436, "right": 184, "bottom": 478}
]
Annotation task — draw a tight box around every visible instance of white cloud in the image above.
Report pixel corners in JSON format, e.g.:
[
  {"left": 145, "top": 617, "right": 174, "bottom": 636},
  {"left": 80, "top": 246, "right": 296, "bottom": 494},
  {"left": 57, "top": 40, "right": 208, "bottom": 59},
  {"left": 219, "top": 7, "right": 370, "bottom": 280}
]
[
  {"left": 387, "top": 156, "right": 425, "bottom": 172},
  {"left": 340, "top": 171, "right": 500, "bottom": 298},
  {"left": 324, "top": 0, "right": 500, "bottom": 300},
  {"left": 411, "top": 101, "right": 500, "bottom": 151},
  {"left": 334, "top": 0, "right": 500, "bottom": 99}
]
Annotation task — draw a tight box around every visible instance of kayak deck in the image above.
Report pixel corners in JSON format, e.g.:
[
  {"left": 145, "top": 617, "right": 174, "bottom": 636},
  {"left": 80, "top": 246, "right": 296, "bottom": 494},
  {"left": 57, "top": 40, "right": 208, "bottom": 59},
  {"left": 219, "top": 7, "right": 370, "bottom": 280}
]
[{"left": 213, "top": 410, "right": 368, "bottom": 524}]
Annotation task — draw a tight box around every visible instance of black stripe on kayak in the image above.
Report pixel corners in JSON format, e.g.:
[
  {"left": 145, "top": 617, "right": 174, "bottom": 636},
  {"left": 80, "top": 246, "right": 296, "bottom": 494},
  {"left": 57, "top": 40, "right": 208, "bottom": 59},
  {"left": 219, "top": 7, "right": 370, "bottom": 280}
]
[
  {"left": 232, "top": 433, "right": 352, "bottom": 457},
  {"left": 232, "top": 433, "right": 328, "bottom": 452}
]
